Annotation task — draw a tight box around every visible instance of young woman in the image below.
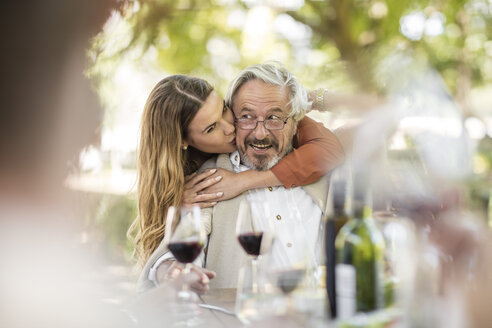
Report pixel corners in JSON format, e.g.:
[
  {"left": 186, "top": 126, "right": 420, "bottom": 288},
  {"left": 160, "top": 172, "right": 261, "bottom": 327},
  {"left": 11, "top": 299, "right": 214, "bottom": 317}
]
[{"left": 129, "top": 75, "right": 344, "bottom": 267}]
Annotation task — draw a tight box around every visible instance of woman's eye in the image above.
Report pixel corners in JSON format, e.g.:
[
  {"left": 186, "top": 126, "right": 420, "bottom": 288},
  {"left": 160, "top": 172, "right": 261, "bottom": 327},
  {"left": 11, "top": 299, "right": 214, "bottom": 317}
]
[
  {"left": 268, "top": 115, "right": 281, "bottom": 120},
  {"left": 206, "top": 124, "right": 216, "bottom": 133},
  {"left": 241, "top": 114, "right": 253, "bottom": 119}
]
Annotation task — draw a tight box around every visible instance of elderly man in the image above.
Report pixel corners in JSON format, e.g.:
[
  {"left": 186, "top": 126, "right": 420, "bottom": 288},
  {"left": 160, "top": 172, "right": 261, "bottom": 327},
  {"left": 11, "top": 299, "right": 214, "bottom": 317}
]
[{"left": 139, "top": 62, "right": 335, "bottom": 291}]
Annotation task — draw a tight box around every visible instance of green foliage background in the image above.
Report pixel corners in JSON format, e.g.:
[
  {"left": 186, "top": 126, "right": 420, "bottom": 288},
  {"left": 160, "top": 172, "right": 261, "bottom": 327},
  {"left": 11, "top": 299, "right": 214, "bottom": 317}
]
[
  {"left": 89, "top": 0, "right": 492, "bottom": 104},
  {"left": 86, "top": 0, "right": 492, "bottom": 261}
]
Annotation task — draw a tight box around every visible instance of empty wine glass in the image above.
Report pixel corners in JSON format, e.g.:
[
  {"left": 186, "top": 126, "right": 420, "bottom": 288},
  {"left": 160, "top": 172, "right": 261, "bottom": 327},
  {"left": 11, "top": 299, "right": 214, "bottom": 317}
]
[
  {"left": 266, "top": 223, "right": 310, "bottom": 318},
  {"left": 266, "top": 188, "right": 326, "bottom": 321},
  {"left": 167, "top": 205, "right": 206, "bottom": 302},
  {"left": 268, "top": 234, "right": 308, "bottom": 293}
]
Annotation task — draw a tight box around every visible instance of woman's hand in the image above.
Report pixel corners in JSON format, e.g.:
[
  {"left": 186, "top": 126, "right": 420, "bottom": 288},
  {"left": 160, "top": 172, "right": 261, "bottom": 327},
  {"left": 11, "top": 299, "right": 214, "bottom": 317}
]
[
  {"left": 157, "top": 260, "right": 216, "bottom": 295},
  {"left": 201, "top": 168, "right": 248, "bottom": 201},
  {"left": 183, "top": 169, "right": 224, "bottom": 208}
]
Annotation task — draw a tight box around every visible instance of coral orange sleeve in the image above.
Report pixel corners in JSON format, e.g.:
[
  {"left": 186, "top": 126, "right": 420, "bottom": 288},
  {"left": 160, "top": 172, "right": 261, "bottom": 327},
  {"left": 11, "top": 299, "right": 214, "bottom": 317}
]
[{"left": 271, "top": 116, "right": 345, "bottom": 188}]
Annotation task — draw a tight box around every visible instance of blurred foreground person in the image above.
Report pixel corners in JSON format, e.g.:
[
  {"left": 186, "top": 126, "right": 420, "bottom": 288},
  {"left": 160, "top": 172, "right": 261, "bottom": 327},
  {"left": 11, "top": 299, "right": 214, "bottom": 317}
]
[
  {"left": 0, "top": 2, "right": 133, "bottom": 327},
  {"left": 409, "top": 192, "right": 492, "bottom": 328},
  {"left": 343, "top": 53, "right": 492, "bottom": 327}
]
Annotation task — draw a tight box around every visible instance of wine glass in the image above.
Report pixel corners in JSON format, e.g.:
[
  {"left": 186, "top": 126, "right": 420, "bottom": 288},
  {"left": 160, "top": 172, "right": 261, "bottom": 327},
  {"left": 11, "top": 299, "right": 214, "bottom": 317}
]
[
  {"left": 268, "top": 231, "right": 308, "bottom": 293},
  {"left": 266, "top": 224, "right": 310, "bottom": 317},
  {"left": 167, "top": 205, "right": 206, "bottom": 302},
  {"left": 266, "top": 188, "right": 326, "bottom": 321},
  {"left": 235, "top": 199, "right": 274, "bottom": 294},
  {"left": 235, "top": 199, "right": 276, "bottom": 324}
]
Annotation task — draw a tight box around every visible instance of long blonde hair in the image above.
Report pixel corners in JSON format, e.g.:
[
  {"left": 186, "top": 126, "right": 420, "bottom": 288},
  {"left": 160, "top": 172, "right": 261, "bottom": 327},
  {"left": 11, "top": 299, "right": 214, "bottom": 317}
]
[{"left": 128, "top": 75, "right": 214, "bottom": 266}]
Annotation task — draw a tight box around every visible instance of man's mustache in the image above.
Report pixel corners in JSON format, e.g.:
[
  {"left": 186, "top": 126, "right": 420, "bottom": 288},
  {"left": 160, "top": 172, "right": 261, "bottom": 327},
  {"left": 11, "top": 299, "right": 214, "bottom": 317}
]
[{"left": 244, "top": 137, "right": 278, "bottom": 150}]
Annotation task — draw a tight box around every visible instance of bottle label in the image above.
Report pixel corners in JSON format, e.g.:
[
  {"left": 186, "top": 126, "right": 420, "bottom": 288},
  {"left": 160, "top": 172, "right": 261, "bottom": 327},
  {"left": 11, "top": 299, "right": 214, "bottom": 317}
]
[{"left": 336, "top": 263, "right": 356, "bottom": 319}]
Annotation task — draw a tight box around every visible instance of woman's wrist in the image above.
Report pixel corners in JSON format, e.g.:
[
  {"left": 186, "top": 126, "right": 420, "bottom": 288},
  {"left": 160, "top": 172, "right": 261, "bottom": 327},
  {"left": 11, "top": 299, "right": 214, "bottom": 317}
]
[
  {"left": 309, "top": 88, "right": 328, "bottom": 111},
  {"left": 238, "top": 170, "right": 282, "bottom": 191}
]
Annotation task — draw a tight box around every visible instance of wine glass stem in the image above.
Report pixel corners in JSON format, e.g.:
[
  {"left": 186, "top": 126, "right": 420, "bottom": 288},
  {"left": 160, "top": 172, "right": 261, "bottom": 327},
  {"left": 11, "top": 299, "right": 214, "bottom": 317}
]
[
  {"left": 182, "top": 263, "right": 192, "bottom": 294},
  {"left": 252, "top": 258, "right": 259, "bottom": 294}
]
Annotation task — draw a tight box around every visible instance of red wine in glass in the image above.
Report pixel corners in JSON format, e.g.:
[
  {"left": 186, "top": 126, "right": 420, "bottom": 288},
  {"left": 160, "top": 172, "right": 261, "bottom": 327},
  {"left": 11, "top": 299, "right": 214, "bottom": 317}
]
[
  {"left": 237, "top": 232, "right": 263, "bottom": 257},
  {"left": 168, "top": 206, "right": 206, "bottom": 304},
  {"left": 168, "top": 241, "right": 204, "bottom": 263},
  {"left": 276, "top": 268, "right": 305, "bottom": 294}
]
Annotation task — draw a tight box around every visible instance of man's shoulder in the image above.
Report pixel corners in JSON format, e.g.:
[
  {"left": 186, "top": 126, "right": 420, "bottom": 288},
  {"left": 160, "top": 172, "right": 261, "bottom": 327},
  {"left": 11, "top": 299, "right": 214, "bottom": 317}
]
[
  {"left": 198, "top": 153, "right": 233, "bottom": 172},
  {"left": 198, "top": 156, "right": 218, "bottom": 173},
  {"left": 301, "top": 173, "right": 331, "bottom": 212}
]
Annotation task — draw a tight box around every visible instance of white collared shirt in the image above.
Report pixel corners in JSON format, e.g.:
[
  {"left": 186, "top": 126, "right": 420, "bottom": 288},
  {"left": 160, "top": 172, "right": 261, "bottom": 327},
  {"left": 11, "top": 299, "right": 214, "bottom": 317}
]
[
  {"left": 149, "top": 151, "right": 323, "bottom": 285},
  {"left": 229, "top": 151, "right": 323, "bottom": 270}
]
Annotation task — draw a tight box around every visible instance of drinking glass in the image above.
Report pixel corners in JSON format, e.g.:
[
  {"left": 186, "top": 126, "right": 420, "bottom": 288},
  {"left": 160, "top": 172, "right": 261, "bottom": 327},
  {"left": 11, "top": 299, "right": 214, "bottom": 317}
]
[
  {"left": 167, "top": 205, "right": 206, "bottom": 303},
  {"left": 267, "top": 188, "right": 327, "bottom": 321},
  {"left": 266, "top": 223, "right": 312, "bottom": 320},
  {"left": 235, "top": 199, "right": 277, "bottom": 324},
  {"left": 235, "top": 199, "right": 274, "bottom": 294}
]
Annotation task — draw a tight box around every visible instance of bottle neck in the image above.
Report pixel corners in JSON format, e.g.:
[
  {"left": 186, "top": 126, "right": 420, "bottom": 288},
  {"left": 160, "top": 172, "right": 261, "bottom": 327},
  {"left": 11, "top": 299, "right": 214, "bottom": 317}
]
[
  {"left": 334, "top": 207, "right": 345, "bottom": 217},
  {"left": 353, "top": 201, "right": 372, "bottom": 219},
  {"left": 352, "top": 170, "right": 373, "bottom": 220}
]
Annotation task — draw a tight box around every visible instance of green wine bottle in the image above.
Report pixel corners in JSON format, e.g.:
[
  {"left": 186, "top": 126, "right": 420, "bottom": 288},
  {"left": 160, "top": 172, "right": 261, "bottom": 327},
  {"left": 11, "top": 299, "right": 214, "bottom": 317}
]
[
  {"left": 335, "top": 172, "right": 385, "bottom": 319},
  {"left": 325, "top": 167, "right": 351, "bottom": 319}
]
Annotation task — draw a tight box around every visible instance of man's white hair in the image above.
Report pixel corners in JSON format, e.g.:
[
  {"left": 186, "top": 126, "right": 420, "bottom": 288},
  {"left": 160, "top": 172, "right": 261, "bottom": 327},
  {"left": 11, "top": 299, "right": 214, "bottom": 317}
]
[{"left": 225, "top": 61, "right": 309, "bottom": 122}]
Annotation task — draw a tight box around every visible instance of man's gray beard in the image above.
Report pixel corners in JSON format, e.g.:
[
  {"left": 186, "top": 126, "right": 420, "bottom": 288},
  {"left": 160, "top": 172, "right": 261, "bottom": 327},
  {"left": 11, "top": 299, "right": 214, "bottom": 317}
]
[{"left": 241, "top": 143, "right": 294, "bottom": 171}]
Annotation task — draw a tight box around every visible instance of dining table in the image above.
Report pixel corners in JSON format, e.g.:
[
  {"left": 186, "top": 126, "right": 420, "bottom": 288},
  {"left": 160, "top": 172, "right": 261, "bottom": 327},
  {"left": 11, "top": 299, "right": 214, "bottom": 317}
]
[
  {"left": 198, "top": 288, "right": 242, "bottom": 327},
  {"left": 128, "top": 286, "right": 331, "bottom": 327},
  {"left": 207, "top": 288, "right": 335, "bottom": 327}
]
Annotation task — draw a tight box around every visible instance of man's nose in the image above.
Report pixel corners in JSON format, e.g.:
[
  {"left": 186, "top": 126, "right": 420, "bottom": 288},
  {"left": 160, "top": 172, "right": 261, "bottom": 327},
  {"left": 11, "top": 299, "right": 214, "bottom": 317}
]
[{"left": 253, "top": 120, "right": 269, "bottom": 140}]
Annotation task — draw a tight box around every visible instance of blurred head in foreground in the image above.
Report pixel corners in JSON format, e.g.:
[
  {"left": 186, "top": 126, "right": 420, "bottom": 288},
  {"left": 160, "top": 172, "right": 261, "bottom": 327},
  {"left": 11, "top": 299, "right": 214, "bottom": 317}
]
[
  {"left": 0, "top": 1, "right": 133, "bottom": 327},
  {"left": 0, "top": 1, "right": 114, "bottom": 200}
]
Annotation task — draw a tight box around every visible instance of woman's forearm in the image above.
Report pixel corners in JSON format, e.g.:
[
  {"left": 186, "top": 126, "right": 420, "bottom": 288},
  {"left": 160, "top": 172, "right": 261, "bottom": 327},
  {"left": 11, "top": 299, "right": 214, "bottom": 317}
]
[
  {"left": 308, "top": 88, "right": 383, "bottom": 112},
  {"left": 237, "top": 169, "right": 282, "bottom": 191}
]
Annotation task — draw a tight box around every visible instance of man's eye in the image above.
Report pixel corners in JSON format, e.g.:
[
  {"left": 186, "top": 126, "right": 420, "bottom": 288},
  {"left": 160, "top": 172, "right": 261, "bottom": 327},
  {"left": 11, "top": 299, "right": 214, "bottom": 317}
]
[
  {"left": 206, "top": 124, "right": 216, "bottom": 133},
  {"left": 241, "top": 114, "right": 254, "bottom": 120},
  {"left": 268, "top": 115, "right": 282, "bottom": 120}
]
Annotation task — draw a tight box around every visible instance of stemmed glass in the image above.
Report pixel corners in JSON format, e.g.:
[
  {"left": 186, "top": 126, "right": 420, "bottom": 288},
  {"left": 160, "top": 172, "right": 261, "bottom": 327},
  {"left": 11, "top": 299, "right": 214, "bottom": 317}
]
[
  {"left": 266, "top": 188, "right": 326, "bottom": 320},
  {"left": 167, "top": 205, "right": 206, "bottom": 302},
  {"left": 268, "top": 231, "right": 309, "bottom": 293},
  {"left": 267, "top": 225, "right": 310, "bottom": 316},
  {"left": 235, "top": 199, "right": 274, "bottom": 294}
]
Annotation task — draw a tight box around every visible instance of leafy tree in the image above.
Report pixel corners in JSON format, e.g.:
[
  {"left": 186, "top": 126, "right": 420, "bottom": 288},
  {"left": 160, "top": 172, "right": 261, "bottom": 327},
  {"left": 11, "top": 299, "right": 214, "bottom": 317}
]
[{"left": 90, "top": 0, "right": 492, "bottom": 112}]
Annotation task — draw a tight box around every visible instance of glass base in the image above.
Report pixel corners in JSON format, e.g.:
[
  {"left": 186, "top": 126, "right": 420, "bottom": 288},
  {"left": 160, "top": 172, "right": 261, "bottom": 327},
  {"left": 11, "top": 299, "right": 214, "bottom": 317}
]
[
  {"left": 176, "top": 289, "right": 199, "bottom": 303},
  {"left": 168, "top": 300, "right": 203, "bottom": 327},
  {"left": 235, "top": 291, "right": 285, "bottom": 324}
]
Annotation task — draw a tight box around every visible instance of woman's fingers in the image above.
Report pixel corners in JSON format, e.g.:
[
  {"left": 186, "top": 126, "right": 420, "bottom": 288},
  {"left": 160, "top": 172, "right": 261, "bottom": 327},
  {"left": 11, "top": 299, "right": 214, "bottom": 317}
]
[
  {"left": 187, "top": 192, "right": 224, "bottom": 208},
  {"left": 182, "top": 189, "right": 196, "bottom": 205},
  {"left": 184, "top": 169, "right": 216, "bottom": 188},
  {"left": 192, "top": 175, "right": 222, "bottom": 193},
  {"left": 164, "top": 261, "right": 183, "bottom": 280},
  {"left": 195, "top": 202, "right": 217, "bottom": 209},
  {"left": 193, "top": 192, "right": 223, "bottom": 203},
  {"left": 188, "top": 266, "right": 215, "bottom": 294},
  {"left": 184, "top": 172, "right": 197, "bottom": 183},
  {"left": 183, "top": 168, "right": 223, "bottom": 208},
  {"left": 163, "top": 263, "right": 213, "bottom": 295},
  {"left": 182, "top": 200, "right": 218, "bottom": 209},
  {"left": 183, "top": 189, "right": 222, "bottom": 205},
  {"left": 200, "top": 268, "right": 216, "bottom": 280}
]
